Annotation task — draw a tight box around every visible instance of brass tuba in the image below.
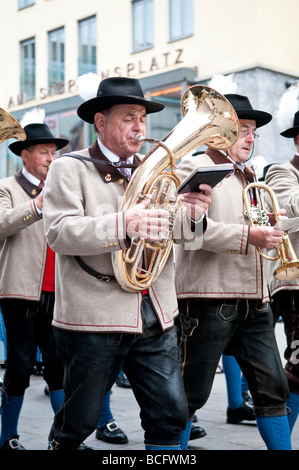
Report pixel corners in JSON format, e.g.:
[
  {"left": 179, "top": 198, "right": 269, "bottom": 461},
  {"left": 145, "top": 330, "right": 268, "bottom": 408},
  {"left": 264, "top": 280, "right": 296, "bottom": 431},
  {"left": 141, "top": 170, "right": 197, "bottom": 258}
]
[
  {"left": 0, "top": 108, "right": 26, "bottom": 143},
  {"left": 112, "top": 85, "right": 240, "bottom": 292},
  {"left": 243, "top": 171, "right": 299, "bottom": 281}
]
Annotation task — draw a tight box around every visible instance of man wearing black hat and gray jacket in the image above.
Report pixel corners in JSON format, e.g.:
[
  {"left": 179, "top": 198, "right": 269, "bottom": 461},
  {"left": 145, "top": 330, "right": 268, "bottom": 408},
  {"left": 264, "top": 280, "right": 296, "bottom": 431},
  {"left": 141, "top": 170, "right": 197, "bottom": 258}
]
[
  {"left": 176, "top": 94, "right": 292, "bottom": 450},
  {"left": 266, "top": 109, "right": 299, "bottom": 437},
  {"left": 0, "top": 119, "right": 68, "bottom": 450},
  {"left": 43, "top": 76, "right": 212, "bottom": 450}
]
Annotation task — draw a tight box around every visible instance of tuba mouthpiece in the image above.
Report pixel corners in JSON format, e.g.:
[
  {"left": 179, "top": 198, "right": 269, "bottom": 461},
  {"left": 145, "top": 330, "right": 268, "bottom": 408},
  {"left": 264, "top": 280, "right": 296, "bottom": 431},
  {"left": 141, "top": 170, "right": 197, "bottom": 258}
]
[{"left": 135, "top": 134, "right": 145, "bottom": 143}]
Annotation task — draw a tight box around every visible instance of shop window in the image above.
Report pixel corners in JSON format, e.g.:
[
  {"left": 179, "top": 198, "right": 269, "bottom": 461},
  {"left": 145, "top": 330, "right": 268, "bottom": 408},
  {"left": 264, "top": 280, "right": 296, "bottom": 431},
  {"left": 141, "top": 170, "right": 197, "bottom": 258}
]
[
  {"left": 140, "top": 85, "right": 182, "bottom": 155},
  {"left": 45, "top": 110, "right": 85, "bottom": 156},
  {"left": 6, "top": 149, "right": 23, "bottom": 178}
]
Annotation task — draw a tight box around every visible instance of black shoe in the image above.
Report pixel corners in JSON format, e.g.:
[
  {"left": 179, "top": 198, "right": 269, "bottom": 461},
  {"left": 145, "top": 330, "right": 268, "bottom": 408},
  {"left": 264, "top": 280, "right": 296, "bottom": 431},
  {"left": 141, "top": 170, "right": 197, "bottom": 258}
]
[
  {"left": 227, "top": 401, "right": 255, "bottom": 424},
  {"left": 242, "top": 390, "right": 253, "bottom": 406},
  {"left": 189, "top": 424, "right": 207, "bottom": 440},
  {"left": 77, "top": 442, "right": 93, "bottom": 450},
  {"left": 47, "top": 441, "right": 93, "bottom": 450},
  {"left": 0, "top": 436, "right": 26, "bottom": 450},
  {"left": 115, "top": 374, "right": 131, "bottom": 389},
  {"left": 96, "top": 420, "right": 128, "bottom": 444}
]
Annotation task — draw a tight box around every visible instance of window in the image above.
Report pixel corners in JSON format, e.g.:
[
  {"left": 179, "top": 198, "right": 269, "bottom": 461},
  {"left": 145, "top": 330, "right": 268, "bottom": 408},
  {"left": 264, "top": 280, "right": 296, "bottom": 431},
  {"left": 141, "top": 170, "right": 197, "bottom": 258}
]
[
  {"left": 18, "top": 0, "right": 35, "bottom": 9},
  {"left": 132, "top": 0, "right": 154, "bottom": 52},
  {"left": 20, "top": 38, "right": 35, "bottom": 101},
  {"left": 48, "top": 28, "right": 65, "bottom": 92},
  {"left": 45, "top": 110, "right": 85, "bottom": 155},
  {"left": 169, "top": 0, "right": 193, "bottom": 41},
  {"left": 78, "top": 16, "right": 97, "bottom": 75}
]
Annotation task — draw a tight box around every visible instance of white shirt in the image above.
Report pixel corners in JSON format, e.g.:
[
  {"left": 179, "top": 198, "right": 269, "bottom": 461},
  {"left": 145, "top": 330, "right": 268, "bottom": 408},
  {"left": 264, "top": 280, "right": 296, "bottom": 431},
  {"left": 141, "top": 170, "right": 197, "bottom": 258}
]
[
  {"left": 22, "top": 167, "right": 43, "bottom": 187},
  {"left": 22, "top": 167, "right": 43, "bottom": 215},
  {"left": 97, "top": 138, "right": 134, "bottom": 176}
]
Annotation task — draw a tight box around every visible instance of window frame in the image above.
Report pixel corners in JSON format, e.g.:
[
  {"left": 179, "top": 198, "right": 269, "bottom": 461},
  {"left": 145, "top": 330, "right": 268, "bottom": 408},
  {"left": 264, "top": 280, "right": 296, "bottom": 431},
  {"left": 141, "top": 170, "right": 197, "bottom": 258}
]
[
  {"left": 18, "top": 0, "right": 35, "bottom": 10},
  {"left": 78, "top": 15, "right": 97, "bottom": 75},
  {"left": 132, "top": 0, "right": 154, "bottom": 52},
  {"left": 20, "top": 37, "right": 36, "bottom": 102},
  {"left": 169, "top": 0, "right": 193, "bottom": 42},
  {"left": 48, "top": 27, "right": 65, "bottom": 92}
]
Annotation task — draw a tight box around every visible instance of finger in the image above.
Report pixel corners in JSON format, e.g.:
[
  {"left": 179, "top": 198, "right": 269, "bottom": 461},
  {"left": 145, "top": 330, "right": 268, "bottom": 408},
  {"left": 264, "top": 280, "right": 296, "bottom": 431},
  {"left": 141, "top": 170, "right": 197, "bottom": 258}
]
[
  {"left": 146, "top": 209, "right": 170, "bottom": 221},
  {"left": 138, "top": 197, "right": 152, "bottom": 209}
]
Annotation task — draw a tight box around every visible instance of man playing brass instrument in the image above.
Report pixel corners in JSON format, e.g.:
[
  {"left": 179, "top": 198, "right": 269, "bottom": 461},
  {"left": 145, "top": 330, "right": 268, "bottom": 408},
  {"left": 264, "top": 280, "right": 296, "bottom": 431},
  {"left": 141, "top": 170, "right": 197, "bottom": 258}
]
[
  {"left": 43, "top": 76, "right": 212, "bottom": 450},
  {"left": 176, "top": 94, "right": 292, "bottom": 450}
]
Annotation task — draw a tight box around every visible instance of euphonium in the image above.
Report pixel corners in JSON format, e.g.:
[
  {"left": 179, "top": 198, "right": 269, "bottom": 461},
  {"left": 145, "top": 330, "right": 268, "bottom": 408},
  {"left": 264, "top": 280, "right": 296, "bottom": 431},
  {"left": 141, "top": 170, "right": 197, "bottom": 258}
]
[
  {"left": 243, "top": 170, "right": 299, "bottom": 281},
  {"left": 111, "top": 85, "right": 240, "bottom": 292},
  {"left": 0, "top": 108, "right": 26, "bottom": 143}
]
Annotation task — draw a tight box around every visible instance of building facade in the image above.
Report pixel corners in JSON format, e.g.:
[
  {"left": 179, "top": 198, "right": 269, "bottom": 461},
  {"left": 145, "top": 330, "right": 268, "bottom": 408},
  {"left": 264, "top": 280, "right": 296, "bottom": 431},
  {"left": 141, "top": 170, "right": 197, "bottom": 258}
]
[{"left": 0, "top": 0, "right": 298, "bottom": 178}]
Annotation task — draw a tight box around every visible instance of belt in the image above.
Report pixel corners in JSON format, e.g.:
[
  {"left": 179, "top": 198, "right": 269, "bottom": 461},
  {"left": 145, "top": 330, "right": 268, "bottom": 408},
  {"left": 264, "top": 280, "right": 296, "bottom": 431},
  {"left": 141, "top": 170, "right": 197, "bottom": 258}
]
[
  {"left": 74, "top": 256, "right": 114, "bottom": 282},
  {"left": 74, "top": 256, "right": 148, "bottom": 294}
]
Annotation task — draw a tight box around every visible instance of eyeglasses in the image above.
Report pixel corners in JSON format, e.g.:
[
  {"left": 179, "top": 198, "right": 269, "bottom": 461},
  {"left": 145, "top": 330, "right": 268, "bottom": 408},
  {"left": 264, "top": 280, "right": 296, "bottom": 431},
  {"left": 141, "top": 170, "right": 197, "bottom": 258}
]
[{"left": 240, "top": 129, "right": 260, "bottom": 139}]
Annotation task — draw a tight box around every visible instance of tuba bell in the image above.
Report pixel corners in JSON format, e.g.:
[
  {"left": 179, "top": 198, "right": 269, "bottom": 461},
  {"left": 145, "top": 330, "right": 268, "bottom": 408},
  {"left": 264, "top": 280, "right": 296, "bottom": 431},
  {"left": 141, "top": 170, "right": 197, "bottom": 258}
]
[
  {"left": 243, "top": 168, "right": 299, "bottom": 281},
  {"left": 0, "top": 108, "right": 26, "bottom": 143},
  {"left": 111, "top": 85, "right": 240, "bottom": 292}
]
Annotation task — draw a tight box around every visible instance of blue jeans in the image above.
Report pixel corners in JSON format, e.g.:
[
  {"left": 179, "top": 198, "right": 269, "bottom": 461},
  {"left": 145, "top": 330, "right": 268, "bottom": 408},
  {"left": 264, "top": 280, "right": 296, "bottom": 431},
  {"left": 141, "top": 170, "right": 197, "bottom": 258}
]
[
  {"left": 49, "top": 295, "right": 188, "bottom": 449},
  {"left": 178, "top": 298, "right": 289, "bottom": 418}
]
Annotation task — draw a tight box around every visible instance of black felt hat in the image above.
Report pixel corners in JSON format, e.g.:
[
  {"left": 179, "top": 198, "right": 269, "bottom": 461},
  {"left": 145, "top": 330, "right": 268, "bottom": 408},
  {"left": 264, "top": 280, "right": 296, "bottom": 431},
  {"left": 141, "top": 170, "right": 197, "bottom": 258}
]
[
  {"left": 280, "top": 110, "right": 299, "bottom": 138},
  {"left": 9, "top": 123, "right": 69, "bottom": 156},
  {"left": 224, "top": 94, "right": 272, "bottom": 128},
  {"left": 77, "top": 77, "right": 164, "bottom": 124}
]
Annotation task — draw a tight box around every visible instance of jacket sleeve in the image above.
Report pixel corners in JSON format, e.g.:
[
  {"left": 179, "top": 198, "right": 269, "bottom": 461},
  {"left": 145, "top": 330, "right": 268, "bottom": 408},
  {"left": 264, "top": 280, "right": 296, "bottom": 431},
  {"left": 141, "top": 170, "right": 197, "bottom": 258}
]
[
  {"left": 43, "top": 157, "right": 128, "bottom": 256},
  {"left": 0, "top": 183, "right": 41, "bottom": 241},
  {"left": 266, "top": 164, "right": 299, "bottom": 218}
]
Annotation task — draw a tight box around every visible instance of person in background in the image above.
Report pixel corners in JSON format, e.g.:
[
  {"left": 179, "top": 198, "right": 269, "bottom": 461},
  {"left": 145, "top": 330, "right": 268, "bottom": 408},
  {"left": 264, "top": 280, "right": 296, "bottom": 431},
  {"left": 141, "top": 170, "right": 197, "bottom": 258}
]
[
  {"left": 265, "top": 106, "right": 299, "bottom": 435},
  {"left": 96, "top": 388, "right": 128, "bottom": 444},
  {"left": 176, "top": 94, "right": 291, "bottom": 450},
  {"left": 0, "top": 114, "right": 68, "bottom": 450}
]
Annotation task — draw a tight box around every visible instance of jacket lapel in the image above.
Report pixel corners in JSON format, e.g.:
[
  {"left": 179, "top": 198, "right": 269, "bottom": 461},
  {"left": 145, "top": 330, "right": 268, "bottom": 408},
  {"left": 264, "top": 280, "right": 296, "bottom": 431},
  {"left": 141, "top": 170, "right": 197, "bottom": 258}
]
[
  {"left": 206, "top": 148, "right": 255, "bottom": 183},
  {"left": 88, "top": 140, "right": 140, "bottom": 183},
  {"left": 14, "top": 169, "right": 42, "bottom": 198},
  {"left": 290, "top": 155, "right": 299, "bottom": 171}
]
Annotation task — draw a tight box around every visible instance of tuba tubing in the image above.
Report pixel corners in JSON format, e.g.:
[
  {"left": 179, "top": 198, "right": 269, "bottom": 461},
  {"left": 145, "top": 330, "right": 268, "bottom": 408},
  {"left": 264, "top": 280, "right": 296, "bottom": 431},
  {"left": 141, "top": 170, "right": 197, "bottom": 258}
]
[{"left": 112, "top": 85, "right": 240, "bottom": 292}]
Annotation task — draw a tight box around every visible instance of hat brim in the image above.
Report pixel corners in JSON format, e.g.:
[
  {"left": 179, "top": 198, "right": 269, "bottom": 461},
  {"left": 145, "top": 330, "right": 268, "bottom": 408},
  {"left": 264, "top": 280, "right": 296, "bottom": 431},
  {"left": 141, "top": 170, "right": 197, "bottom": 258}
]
[
  {"left": 280, "top": 126, "right": 299, "bottom": 138},
  {"left": 236, "top": 110, "right": 272, "bottom": 128},
  {"left": 77, "top": 96, "right": 165, "bottom": 123},
  {"left": 9, "top": 137, "right": 69, "bottom": 156}
]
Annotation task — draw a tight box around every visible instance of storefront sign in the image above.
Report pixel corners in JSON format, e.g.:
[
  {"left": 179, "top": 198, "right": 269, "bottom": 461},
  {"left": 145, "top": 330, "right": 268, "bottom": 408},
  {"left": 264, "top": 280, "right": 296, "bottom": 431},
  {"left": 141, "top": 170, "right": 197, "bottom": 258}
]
[
  {"left": 8, "top": 49, "right": 184, "bottom": 108},
  {"left": 101, "top": 48, "right": 184, "bottom": 78}
]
